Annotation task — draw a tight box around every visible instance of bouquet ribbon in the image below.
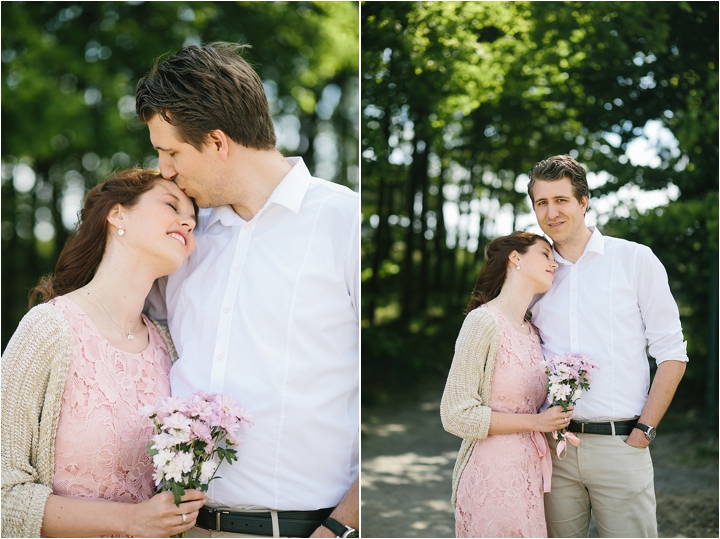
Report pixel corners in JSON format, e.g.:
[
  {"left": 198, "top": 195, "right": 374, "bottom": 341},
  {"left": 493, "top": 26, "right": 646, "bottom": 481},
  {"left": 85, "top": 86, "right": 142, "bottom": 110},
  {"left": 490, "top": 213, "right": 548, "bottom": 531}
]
[
  {"left": 553, "top": 430, "right": 581, "bottom": 459},
  {"left": 531, "top": 431, "right": 552, "bottom": 493}
]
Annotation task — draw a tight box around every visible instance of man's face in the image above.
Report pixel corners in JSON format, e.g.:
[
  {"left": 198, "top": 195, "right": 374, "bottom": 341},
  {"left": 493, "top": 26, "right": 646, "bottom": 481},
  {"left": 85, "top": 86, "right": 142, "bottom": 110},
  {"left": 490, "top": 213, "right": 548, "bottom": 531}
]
[
  {"left": 531, "top": 177, "right": 588, "bottom": 245},
  {"left": 147, "top": 115, "right": 225, "bottom": 208}
]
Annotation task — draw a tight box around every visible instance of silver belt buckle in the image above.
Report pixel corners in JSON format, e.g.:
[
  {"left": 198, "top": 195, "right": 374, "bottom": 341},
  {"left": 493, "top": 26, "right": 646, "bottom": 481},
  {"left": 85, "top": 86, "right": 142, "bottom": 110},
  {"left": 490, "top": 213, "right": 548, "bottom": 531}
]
[
  {"left": 581, "top": 422, "right": 586, "bottom": 433},
  {"left": 215, "top": 510, "right": 230, "bottom": 532}
]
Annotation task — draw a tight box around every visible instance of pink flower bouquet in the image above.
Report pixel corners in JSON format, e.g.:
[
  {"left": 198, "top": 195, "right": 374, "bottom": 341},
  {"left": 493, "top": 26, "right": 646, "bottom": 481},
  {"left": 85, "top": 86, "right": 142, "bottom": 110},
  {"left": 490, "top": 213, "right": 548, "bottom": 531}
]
[
  {"left": 543, "top": 353, "right": 597, "bottom": 458},
  {"left": 146, "top": 390, "right": 253, "bottom": 506}
]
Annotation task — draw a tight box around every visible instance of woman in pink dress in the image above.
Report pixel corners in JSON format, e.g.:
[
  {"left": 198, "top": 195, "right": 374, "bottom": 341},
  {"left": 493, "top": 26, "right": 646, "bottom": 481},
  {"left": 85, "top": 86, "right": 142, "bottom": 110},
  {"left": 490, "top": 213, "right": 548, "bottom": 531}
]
[
  {"left": 2, "top": 169, "right": 206, "bottom": 537},
  {"left": 441, "top": 231, "right": 573, "bottom": 538}
]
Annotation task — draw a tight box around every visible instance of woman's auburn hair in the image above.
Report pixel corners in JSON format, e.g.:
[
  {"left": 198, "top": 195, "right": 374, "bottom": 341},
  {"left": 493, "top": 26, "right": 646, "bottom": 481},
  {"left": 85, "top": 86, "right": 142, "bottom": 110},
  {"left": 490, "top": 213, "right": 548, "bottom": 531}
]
[
  {"left": 466, "top": 231, "right": 552, "bottom": 314},
  {"left": 29, "top": 168, "right": 164, "bottom": 307}
]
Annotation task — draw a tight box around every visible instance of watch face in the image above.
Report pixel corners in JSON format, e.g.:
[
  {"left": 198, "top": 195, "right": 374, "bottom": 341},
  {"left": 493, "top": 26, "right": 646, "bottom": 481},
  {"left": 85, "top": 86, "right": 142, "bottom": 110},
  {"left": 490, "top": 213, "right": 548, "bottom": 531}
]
[
  {"left": 646, "top": 427, "right": 657, "bottom": 441},
  {"left": 346, "top": 532, "right": 359, "bottom": 538}
]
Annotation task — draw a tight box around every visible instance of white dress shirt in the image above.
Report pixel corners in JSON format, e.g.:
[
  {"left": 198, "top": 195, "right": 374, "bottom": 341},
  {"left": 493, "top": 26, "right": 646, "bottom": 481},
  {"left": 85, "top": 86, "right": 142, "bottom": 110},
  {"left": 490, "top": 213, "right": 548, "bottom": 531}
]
[
  {"left": 530, "top": 227, "right": 688, "bottom": 421},
  {"left": 147, "top": 157, "right": 359, "bottom": 511}
]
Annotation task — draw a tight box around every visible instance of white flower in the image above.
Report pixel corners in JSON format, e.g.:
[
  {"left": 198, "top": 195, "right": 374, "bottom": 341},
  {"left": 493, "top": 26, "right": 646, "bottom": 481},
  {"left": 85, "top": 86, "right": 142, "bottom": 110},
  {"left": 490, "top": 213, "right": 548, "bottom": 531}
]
[
  {"left": 153, "top": 432, "right": 178, "bottom": 450},
  {"left": 162, "top": 450, "right": 194, "bottom": 482},
  {"left": 550, "top": 383, "right": 572, "bottom": 401},
  {"left": 152, "top": 449, "right": 174, "bottom": 469},
  {"left": 153, "top": 468, "right": 165, "bottom": 487},
  {"left": 572, "top": 388, "right": 583, "bottom": 401},
  {"left": 199, "top": 460, "right": 219, "bottom": 483}
]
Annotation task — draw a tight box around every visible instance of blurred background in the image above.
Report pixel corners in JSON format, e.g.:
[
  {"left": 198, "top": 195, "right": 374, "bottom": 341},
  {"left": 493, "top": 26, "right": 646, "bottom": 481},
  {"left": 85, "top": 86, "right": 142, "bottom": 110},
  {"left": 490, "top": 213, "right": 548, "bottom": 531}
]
[
  {"left": 361, "top": 2, "right": 717, "bottom": 536},
  {"left": 361, "top": 0, "right": 717, "bottom": 424},
  {"left": 1, "top": 1, "right": 359, "bottom": 351}
]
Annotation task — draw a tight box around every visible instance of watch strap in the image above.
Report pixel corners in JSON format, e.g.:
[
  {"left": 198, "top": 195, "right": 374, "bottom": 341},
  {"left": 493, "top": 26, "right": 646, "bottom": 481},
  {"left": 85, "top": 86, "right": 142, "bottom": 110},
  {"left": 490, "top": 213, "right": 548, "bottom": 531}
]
[
  {"left": 634, "top": 422, "right": 656, "bottom": 440},
  {"left": 322, "top": 517, "right": 351, "bottom": 537}
]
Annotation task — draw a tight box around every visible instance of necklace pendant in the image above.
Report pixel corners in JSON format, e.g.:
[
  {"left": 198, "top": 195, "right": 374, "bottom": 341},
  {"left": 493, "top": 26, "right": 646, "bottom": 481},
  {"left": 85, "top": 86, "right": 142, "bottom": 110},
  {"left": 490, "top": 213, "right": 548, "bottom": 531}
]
[{"left": 127, "top": 333, "right": 134, "bottom": 340}]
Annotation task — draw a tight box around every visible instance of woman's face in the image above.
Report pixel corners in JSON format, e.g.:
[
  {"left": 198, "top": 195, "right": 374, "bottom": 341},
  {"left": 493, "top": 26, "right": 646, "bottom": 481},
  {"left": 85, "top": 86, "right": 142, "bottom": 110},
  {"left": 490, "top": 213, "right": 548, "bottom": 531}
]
[
  {"left": 119, "top": 179, "right": 197, "bottom": 276},
  {"left": 518, "top": 240, "right": 558, "bottom": 294}
]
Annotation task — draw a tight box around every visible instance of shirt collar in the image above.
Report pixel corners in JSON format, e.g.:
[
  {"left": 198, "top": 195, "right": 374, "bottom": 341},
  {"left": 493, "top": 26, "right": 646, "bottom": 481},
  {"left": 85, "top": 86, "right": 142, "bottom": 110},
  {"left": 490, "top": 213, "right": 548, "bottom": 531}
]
[
  {"left": 554, "top": 226, "right": 605, "bottom": 265},
  {"left": 200, "top": 157, "right": 311, "bottom": 232}
]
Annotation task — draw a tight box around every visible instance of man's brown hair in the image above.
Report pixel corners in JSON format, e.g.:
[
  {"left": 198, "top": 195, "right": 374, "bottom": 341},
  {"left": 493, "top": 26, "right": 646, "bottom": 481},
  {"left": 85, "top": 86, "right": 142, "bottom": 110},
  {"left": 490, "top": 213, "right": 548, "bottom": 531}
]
[
  {"left": 136, "top": 42, "right": 276, "bottom": 151},
  {"left": 527, "top": 154, "right": 589, "bottom": 206}
]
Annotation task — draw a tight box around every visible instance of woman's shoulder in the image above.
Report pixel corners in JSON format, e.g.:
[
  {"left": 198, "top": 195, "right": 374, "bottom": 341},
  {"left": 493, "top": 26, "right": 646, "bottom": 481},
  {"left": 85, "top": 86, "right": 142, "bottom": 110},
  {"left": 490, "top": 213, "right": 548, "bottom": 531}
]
[
  {"left": 2, "top": 302, "right": 73, "bottom": 385},
  {"left": 464, "top": 304, "right": 500, "bottom": 329},
  {"left": 11, "top": 302, "right": 71, "bottom": 341}
]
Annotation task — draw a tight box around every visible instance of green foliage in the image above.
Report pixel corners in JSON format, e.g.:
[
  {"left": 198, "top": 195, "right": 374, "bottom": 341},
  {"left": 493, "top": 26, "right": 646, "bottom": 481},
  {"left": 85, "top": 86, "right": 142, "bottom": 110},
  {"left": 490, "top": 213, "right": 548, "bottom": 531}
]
[{"left": 1, "top": 2, "right": 359, "bottom": 351}]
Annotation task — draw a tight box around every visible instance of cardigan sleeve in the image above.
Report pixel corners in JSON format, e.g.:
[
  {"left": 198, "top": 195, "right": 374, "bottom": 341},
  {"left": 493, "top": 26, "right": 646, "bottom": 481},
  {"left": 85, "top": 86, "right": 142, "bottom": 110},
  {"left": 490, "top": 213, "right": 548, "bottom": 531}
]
[
  {"left": 148, "top": 318, "right": 178, "bottom": 363},
  {"left": 440, "top": 308, "right": 499, "bottom": 441},
  {"left": 1, "top": 304, "right": 72, "bottom": 538}
]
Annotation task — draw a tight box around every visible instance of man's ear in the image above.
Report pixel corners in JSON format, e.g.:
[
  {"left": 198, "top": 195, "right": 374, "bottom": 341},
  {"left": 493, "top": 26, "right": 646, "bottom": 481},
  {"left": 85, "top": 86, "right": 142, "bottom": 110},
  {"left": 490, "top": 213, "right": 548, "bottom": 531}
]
[
  {"left": 580, "top": 195, "right": 589, "bottom": 216},
  {"left": 206, "top": 129, "right": 230, "bottom": 160}
]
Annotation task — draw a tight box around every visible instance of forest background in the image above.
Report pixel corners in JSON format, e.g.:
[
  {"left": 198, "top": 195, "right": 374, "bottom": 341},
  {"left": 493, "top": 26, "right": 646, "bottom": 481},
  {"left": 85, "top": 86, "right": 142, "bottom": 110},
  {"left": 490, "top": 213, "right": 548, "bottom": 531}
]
[
  {"left": 361, "top": 1, "right": 718, "bottom": 433},
  {"left": 1, "top": 1, "right": 359, "bottom": 351}
]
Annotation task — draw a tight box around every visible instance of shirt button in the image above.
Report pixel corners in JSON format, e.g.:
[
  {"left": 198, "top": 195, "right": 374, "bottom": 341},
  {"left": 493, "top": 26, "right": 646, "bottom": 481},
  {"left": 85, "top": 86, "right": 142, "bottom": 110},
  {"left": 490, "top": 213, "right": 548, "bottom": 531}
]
[
  {"left": 217, "top": 354, "right": 225, "bottom": 361},
  {"left": 244, "top": 224, "right": 254, "bottom": 231},
  {"left": 223, "top": 307, "right": 230, "bottom": 313},
  {"left": 571, "top": 337, "right": 577, "bottom": 341},
  {"left": 233, "top": 265, "right": 240, "bottom": 272}
]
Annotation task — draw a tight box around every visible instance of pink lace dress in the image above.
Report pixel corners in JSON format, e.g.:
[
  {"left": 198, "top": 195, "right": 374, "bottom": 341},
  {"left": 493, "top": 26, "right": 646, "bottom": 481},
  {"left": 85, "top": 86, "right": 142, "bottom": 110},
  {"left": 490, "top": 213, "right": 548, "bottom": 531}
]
[
  {"left": 455, "top": 304, "right": 550, "bottom": 538},
  {"left": 50, "top": 296, "right": 171, "bottom": 521}
]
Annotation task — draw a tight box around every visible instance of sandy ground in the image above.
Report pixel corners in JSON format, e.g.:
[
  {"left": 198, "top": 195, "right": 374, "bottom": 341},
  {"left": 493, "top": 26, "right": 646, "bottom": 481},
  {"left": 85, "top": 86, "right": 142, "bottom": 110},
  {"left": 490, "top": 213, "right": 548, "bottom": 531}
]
[{"left": 361, "top": 395, "right": 718, "bottom": 538}]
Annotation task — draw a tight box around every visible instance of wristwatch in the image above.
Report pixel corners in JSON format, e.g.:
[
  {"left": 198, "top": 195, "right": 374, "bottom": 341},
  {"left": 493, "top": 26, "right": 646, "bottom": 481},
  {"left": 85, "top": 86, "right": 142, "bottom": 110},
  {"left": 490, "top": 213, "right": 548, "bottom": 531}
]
[
  {"left": 321, "top": 517, "right": 359, "bottom": 538},
  {"left": 634, "top": 422, "right": 657, "bottom": 442}
]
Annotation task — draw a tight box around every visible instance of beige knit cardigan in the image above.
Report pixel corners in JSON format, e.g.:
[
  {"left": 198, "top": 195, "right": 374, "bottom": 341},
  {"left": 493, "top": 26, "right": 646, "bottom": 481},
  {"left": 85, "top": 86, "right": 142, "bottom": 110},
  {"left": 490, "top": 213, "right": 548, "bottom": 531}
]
[
  {"left": 1, "top": 302, "right": 177, "bottom": 538},
  {"left": 440, "top": 307, "right": 500, "bottom": 507}
]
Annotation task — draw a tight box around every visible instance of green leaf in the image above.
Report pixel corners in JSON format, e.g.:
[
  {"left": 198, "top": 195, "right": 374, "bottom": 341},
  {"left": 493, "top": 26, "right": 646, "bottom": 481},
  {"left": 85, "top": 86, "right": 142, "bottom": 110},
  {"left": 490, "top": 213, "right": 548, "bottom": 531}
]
[{"left": 170, "top": 481, "right": 186, "bottom": 507}]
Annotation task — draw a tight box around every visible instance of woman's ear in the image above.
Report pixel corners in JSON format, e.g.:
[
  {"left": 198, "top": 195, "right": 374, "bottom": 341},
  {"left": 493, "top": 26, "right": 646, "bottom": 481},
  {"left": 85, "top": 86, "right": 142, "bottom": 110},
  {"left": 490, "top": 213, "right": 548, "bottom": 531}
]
[
  {"left": 106, "top": 204, "right": 125, "bottom": 233},
  {"left": 508, "top": 250, "right": 521, "bottom": 267}
]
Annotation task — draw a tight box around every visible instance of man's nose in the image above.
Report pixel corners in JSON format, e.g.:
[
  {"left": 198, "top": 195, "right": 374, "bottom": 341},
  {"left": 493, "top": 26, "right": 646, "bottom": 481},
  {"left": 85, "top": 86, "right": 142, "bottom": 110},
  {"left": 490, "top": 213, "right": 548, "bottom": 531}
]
[{"left": 158, "top": 155, "right": 177, "bottom": 180}]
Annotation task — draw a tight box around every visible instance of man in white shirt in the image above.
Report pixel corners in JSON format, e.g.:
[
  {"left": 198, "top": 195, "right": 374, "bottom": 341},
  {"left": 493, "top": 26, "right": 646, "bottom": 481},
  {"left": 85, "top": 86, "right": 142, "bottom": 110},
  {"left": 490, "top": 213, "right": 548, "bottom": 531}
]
[
  {"left": 136, "top": 42, "right": 359, "bottom": 539},
  {"left": 527, "top": 155, "right": 687, "bottom": 538}
]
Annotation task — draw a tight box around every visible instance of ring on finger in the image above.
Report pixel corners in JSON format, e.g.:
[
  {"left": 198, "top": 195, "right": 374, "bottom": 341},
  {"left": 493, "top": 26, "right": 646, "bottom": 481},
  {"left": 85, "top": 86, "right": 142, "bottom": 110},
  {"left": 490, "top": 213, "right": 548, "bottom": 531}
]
[{"left": 182, "top": 514, "right": 187, "bottom": 525}]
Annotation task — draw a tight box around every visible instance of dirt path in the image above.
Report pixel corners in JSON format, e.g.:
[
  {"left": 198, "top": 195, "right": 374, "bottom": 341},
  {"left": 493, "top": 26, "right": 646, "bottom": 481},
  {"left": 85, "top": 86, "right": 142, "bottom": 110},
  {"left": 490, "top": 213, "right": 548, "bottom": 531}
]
[{"left": 361, "top": 394, "right": 718, "bottom": 538}]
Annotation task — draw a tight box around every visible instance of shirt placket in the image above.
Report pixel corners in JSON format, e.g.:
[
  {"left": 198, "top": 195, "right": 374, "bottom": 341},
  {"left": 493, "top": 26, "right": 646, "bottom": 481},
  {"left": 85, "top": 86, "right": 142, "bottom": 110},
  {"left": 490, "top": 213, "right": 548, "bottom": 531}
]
[
  {"left": 569, "top": 262, "right": 580, "bottom": 353},
  {"left": 209, "top": 221, "right": 256, "bottom": 392}
]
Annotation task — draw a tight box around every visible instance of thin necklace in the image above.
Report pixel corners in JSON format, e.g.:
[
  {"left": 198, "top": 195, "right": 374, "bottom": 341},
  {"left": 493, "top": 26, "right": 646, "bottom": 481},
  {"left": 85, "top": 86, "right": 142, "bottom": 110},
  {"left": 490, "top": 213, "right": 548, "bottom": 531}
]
[
  {"left": 499, "top": 298, "right": 526, "bottom": 329},
  {"left": 87, "top": 289, "right": 141, "bottom": 340}
]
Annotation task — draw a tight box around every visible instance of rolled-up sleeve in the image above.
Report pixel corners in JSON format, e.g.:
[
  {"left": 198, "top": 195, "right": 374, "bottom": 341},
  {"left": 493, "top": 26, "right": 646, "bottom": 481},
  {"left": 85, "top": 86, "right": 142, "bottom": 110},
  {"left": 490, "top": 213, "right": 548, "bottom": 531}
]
[{"left": 634, "top": 245, "right": 688, "bottom": 365}]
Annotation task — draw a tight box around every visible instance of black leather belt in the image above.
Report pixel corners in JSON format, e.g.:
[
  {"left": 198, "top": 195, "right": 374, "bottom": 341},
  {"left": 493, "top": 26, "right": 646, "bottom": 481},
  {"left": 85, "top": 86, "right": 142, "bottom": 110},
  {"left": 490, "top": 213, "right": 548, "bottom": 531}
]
[
  {"left": 568, "top": 419, "right": 638, "bottom": 435},
  {"left": 197, "top": 506, "right": 335, "bottom": 537}
]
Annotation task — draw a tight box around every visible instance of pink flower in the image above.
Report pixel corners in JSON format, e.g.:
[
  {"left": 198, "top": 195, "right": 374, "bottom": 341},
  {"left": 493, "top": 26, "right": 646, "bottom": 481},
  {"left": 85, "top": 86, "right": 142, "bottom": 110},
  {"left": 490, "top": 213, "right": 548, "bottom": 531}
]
[
  {"left": 191, "top": 419, "right": 213, "bottom": 443},
  {"left": 185, "top": 394, "right": 215, "bottom": 422},
  {"left": 163, "top": 412, "right": 192, "bottom": 433},
  {"left": 158, "top": 396, "right": 187, "bottom": 415}
]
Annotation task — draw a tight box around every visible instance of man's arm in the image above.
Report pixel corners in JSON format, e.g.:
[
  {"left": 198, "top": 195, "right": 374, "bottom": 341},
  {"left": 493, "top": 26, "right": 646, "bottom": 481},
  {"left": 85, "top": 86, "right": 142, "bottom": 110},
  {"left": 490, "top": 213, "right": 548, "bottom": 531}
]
[
  {"left": 310, "top": 478, "right": 359, "bottom": 538},
  {"left": 626, "top": 360, "right": 686, "bottom": 448}
]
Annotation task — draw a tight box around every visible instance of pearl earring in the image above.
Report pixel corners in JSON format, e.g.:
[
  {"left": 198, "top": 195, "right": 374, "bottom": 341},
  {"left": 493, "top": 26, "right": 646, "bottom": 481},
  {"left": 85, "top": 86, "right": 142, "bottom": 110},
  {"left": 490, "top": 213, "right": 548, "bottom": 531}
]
[
  {"left": 516, "top": 265, "right": 520, "bottom": 270},
  {"left": 118, "top": 226, "right": 125, "bottom": 236}
]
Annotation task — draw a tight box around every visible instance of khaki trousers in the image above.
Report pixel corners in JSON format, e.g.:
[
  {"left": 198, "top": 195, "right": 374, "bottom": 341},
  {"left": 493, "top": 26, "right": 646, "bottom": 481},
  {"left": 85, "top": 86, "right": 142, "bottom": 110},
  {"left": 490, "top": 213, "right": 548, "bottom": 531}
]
[{"left": 545, "top": 433, "right": 657, "bottom": 538}]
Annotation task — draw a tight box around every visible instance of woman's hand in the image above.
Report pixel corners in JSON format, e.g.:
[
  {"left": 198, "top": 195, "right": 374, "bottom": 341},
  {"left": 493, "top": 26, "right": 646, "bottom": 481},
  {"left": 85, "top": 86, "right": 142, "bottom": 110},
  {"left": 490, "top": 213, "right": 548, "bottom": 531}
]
[
  {"left": 535, "top": 405, "right": 574, "bottom": 433},
  {"left": 129, "top": 489, "right": 206, "bottom": 537}
]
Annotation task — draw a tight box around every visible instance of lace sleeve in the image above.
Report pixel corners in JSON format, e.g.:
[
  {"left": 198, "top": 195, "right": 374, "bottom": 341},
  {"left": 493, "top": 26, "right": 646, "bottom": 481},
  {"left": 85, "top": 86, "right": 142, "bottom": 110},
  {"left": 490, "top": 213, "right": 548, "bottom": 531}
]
[
  {"left": 440, "top": 309, "right": 499, "bottom": 441},
  {"left": 1, "top": 304, "right": 73, "bottom": 538}
]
